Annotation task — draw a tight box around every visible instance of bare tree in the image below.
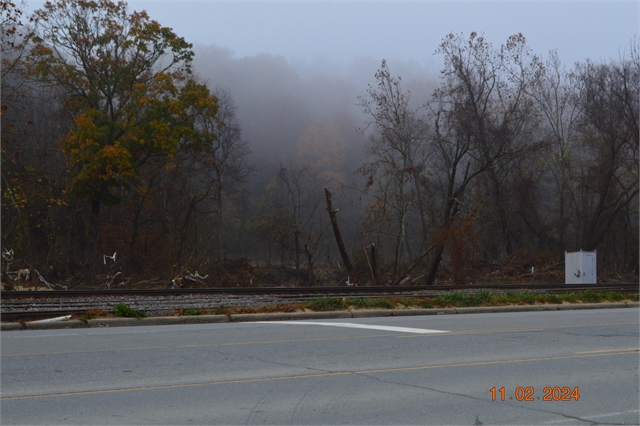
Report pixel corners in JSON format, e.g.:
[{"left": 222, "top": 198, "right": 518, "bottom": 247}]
[
  {"left": 526, "top": 50, "right": 584, "bottom": 255},
  {"left": 1, "top": 0, "right": 30, "bottom": 106},
  {"left": 209, "top": 87, "right": 252, "bottom": 261},
  {"left": 357, "top": 60, "right": 431, "bottom": 277},
  {"left": 424, "top": 32, "right": 539, "bottom": 284},
  {"left": 278, "top": 165, "right": 311, "bottom": 269},
  {"left": 572, "top": 54, "right": 638, "bottom": 254}
]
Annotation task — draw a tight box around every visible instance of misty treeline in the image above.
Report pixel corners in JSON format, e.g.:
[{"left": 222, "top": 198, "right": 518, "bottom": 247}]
[{"left": 2, "top": 0, "right": 638, "bottom": 288}]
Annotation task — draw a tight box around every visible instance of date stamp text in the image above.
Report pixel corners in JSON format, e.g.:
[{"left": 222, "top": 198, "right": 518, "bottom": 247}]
[{"left": 490, "top": 387, "right": 580, "bottom": 401}]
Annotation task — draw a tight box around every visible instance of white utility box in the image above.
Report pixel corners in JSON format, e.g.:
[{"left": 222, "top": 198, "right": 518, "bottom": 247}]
[{"left": 565, "top": 250, "right": 597, "bottom": 284}]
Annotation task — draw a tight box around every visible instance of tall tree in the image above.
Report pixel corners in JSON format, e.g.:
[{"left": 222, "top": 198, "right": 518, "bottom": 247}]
[
  {"left": 425, "top": 32, "right": 538, "bottom": 284},
  {"left": 208, "top": 87, "right": 251, "bottom": 262},
  {"left": 573, "top": 55, "right": 639, "bottom": 253},
  {"left": 26, "top": 0, "right": 220, "bottom": 264},
  {"left": 526, "top": 50, "right": 584, "bottom": 255},
  {"left": 358, "top": 60, "right": 431, "bottom": 277}
]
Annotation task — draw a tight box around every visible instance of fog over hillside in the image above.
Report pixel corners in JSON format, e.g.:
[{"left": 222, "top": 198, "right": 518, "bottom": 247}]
[{"left": 192, "top": 44, "right": 439, "bottom": 172}]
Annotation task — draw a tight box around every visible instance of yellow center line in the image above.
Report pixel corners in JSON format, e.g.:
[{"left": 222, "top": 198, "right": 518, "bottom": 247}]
[
  {"left": 398, "top": 321, "right": 639, "bottom": 338},
  {"left": 529, "top": 322, "right": 639, "bottom": 330},
  {"left": 2, "top": 350, "right": 637, "bottom": 401},
  {"left": 575, "top": 348, "right": 639, "bottom": 355},
  {"left": 417, "top": 327, "right": 545, "bottom": 336}
]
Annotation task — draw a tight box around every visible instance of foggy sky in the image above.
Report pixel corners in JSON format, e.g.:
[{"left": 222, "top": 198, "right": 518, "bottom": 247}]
[
  {"left": 23, "top": 0, "right": 639, "bottom": 168},
  {"left": 126, "top": 1, "right": 637, "bottom": 70}
]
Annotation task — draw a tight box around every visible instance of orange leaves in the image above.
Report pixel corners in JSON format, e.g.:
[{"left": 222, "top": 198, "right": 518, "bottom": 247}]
[
  {"left": 66, "top": 138, "right": 135, "bottom": 204},
  {"left": 27, "top": 0, "right": 220, "bottom": 207},
  {"left": 65, "top": 111, "right": 102, "bottom": 157},
  {"left": 63, "top": 109, "right": 135, "bottom": 203}
]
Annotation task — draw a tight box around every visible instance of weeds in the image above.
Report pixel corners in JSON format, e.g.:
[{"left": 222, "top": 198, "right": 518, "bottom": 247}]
[
  {"left": 415, "top": 290, "right": 633, "bottom": 311},
  {"left": 347, "top": 298, "right": 394, "bottom": 309},
  {"left": 437, "top": 292, "right": 487, "bottom": 307},
  {"left": 580, "top": 290, "right": 602, "bottom": 303},
  {"left": 105, "top": 290, "right": 635, "bottom": 319},
  {"left": 493, "top": 293, "right": 520, "bottom": 305},
  {"left": 76, "top": 308, "right": 109, "bottom": 322},
  {"left": 519, "top": 293, "right": 536, "bottom": 304},
  {"left": 397, "top": 298, "right": 423, "bottom": 307},
  {"left": 548, "top": 294, "right": 563, "bottom": 304},
  {"left": 602, "top": 291, "right": 625, "bottom": 301},
  {"left": 305, "top": 298, "right": 345, "bottom": 311},
  {"left": 421, "top": 300, "right": 435, "bottom": 309},
  {"left": 113, "top": 303, "right": 147, "bottom": 318},
  {"left": 211, "top": 306, "right": 229, "bottom": 315},
  {"left": 475, "top": 291, "right": 492, "bottom": 303}
]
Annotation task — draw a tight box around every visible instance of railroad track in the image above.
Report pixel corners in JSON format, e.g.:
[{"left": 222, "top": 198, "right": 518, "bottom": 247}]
[
  {"left": 2, "top": 283, "right": 637, "bottom": 322},
  {"left": 2, "top": 282, "right": 637, "bottom": 299}
]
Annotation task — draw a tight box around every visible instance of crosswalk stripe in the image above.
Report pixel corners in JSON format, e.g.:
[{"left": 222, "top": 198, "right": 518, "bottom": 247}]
[{"left": 252, "top": 321, "right": 449, "bottom": 334}]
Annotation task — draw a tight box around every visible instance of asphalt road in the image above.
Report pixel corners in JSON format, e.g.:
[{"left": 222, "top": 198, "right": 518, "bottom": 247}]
[{"left": 1, "top": 308, "right": 638, "bottom": 425}]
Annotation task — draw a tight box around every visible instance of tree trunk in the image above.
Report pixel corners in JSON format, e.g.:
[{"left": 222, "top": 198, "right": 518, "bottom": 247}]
[
  {"left": 175, "top": 198, "right": 196, "bottom": 271},
  {"left": 370, "top": 243, "right": 378, "bottom": 285},
  {"left": 424, "top": 196, "right": 459, "bottom": 286},
  {"left": 425, "top": 244, "right": 445, "bottom": 286},
  {"left": 487, "top": 168, "right": 512, "bottom": 262},
  {"left": 294, "top": 231, "right": 300, "bottom": 270},
  {"left": 87, "top": 199, "right": 101, "bottom": 268},
  {"left": 305, "top": 245, "right": 313, "bottom": 286},
  {"left": 217, "top": 180, "right": 224, "bottom": 262},
  {"left": 412, "top": 168, "right": 428, "bottom": 240},
  {"left": 324, "top": 187, "right": 354, "bottom": 278}
]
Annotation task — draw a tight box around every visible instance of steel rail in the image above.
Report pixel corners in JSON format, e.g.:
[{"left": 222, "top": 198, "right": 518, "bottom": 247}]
[
  {"left": 1, "top": 283, "right": 637, "bottom": 300},
  {"left": 2, "top": 289, "right": 635, "bottom": 317},
  {"left": 2, "top": 284, "right": 637, "bottom": 322}
]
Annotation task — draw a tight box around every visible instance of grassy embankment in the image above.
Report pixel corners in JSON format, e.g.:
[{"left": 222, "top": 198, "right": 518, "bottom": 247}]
[{"left": 86, "top": 290, "right": 638, "bottom": 319}]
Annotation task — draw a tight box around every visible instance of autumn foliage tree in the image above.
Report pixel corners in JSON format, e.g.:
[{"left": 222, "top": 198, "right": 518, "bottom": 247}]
[{"left": 25, "top": 0, "right": 220, "bottom": 264}]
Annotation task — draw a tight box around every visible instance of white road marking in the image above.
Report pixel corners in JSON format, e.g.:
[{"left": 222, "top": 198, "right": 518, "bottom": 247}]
[
  {"left": 254, "top": 321, "right": 449, "bottom": 334},
  {"left": 542, "top": 409, "right": 639, "bottom": 424}
]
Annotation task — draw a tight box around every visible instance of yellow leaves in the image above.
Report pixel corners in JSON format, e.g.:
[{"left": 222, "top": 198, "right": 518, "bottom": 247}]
[
  {"left": 46, "top": 198, "right": 69, "bottom": 207},
  {"left": 79, "top": 76, "right": 218, "bottom": 163},
  {"left": 64, "top": 110, "right": 104, "bottom": 162},
  {"left": 64, "top": 109, "right": 135, "bottom": 203},
  {"left": 100, "top": 142, "right": 135, "bottom": 179},
  {"left": 3, "top": 185, "right": 26, "bottom": 204}
]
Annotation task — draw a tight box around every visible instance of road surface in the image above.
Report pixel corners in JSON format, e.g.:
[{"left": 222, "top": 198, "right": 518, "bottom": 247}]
[{"left": 1, "top": 308, "right": 638, "bottom": 424}]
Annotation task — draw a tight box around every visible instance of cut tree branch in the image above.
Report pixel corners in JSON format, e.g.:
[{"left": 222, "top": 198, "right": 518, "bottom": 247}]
[{"left": 324, "top": 187, "right": 354, "bottom": 280}]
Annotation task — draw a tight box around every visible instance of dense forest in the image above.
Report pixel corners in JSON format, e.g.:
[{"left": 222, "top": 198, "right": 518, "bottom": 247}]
[{"left": 2, "top": 0, "right": 638, "bottom": 289}]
